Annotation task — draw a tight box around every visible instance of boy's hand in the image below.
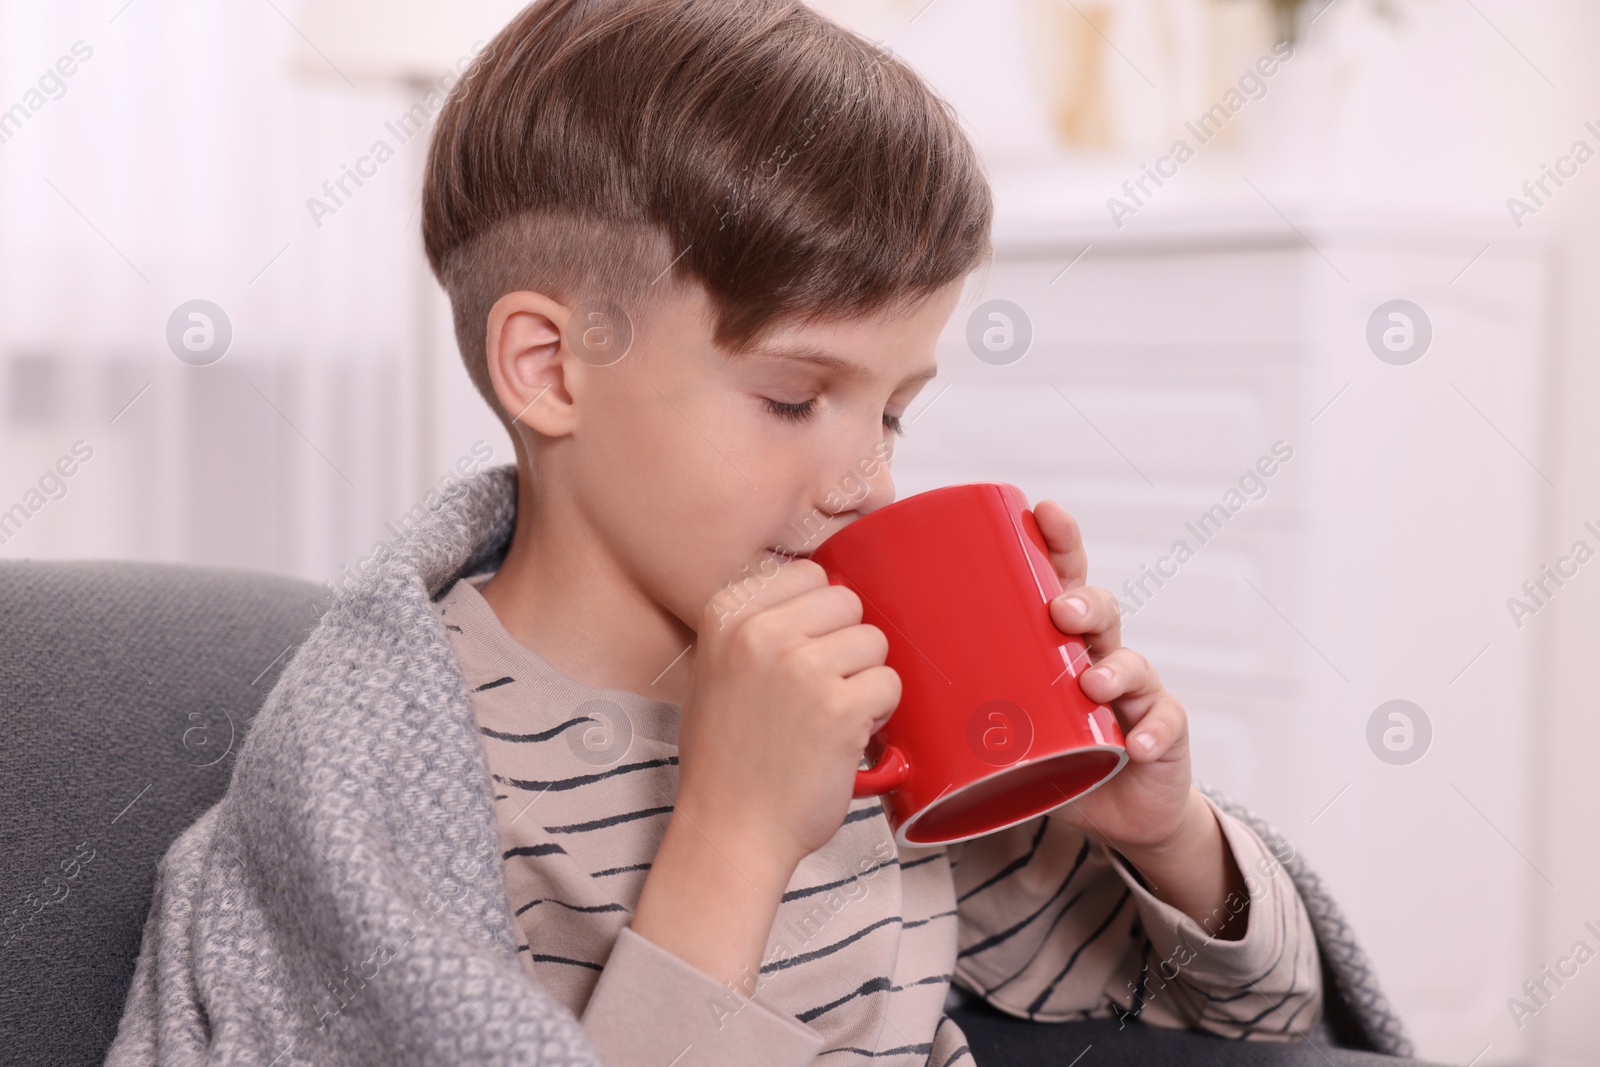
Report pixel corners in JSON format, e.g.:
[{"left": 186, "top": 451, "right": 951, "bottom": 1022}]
[
  {"left": 632, "top": 561, "right": 898, "bottom": 991},
  {"left": 1035, "top": 500, "right": 1195, "bottom": 852},
  {"left": 677, "top": 559, "right": 901, "bottom": 878},
  {"left": 1035, "top": 500, "right": 1252, "bottom": 938}
]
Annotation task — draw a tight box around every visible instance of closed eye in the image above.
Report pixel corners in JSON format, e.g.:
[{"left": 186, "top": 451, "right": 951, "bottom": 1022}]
[
  {"left": 762, "top": 397, "right": 817, "bottom": 422},
  {"left": 761, "top": 397, "right": 905, "bottom": 436}
]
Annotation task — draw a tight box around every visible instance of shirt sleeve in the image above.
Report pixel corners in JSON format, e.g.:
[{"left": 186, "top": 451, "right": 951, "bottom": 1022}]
[
  {"left": 580, "top": 925, "right": 824, "bottom": 1067},
  {"left": 948, "top": 794, "right": 1322, "bottom": 1042},
  {"left": 948, "top": 812, "right": 1138, "bottom": 1022},
  {"left": 1102, "top": 792, "right": 1324, "bottom": 1040}
]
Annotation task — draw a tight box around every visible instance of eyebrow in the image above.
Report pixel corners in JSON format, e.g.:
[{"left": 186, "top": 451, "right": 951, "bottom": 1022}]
[{"left": 749, "top": 343, "right": 938, "bottom": 388}]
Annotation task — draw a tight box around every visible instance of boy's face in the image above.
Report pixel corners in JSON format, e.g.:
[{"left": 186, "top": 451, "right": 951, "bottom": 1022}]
[{"left": 508, "top": 279, "right": 964, "bottom": 632}]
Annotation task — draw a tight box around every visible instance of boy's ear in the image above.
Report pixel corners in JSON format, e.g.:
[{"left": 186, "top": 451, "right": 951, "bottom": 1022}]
[{"left": 484, "top": 290, "right": 580, "bottom": 437}]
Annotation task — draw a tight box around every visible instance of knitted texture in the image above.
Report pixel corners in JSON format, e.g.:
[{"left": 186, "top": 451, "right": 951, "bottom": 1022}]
[
  {"left": 1196, "top": 784, "right": 1415, "bottom": 1057},
  {"left": 104, "top": 461, "right": 1412, "bottom": 1063},
  {"left": 104, "top": 463, "right": 603, "bottom": 1066}
]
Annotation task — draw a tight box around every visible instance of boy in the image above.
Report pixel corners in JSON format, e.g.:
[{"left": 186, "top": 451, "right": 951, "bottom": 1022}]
[
  {"left": 422, "top": 0, "right": 1322, "bottom": 1062},
  {"left": 108, "top": 1, "right": 1411, "bottom": 1064}
]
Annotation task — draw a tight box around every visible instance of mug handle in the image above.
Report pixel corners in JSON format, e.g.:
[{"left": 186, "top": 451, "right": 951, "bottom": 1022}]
[{"left": 853, "top": 745, "right": 911, "bottom": 797}]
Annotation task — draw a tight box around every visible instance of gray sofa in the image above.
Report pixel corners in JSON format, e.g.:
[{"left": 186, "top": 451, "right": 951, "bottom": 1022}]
[{"left": 0, "top": 560, "right": 1447, "bottom": 1066}]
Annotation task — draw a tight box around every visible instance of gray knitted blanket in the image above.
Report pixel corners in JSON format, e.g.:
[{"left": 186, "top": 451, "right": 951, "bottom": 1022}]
[{"left": 105, "top": 462, "right": 1414, "bottom": 1064}]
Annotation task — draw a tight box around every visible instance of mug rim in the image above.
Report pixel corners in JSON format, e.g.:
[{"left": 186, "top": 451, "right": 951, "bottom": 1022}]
[{"left": 894, "top": 743, "right": 1129, "bottom": 848}]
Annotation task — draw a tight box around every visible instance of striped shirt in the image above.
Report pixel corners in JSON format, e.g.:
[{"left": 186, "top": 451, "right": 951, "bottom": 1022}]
[{"left": 432, "top": 571, "right": 1322, "bottom": 1066}]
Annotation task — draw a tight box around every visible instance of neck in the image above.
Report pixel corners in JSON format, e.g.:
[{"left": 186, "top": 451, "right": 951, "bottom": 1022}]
[{"left": 477, "top": 463, "right": 697, "bottom": 704}]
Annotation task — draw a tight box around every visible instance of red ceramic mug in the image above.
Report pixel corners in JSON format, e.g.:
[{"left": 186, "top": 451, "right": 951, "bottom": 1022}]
[{"left": 809, "top": 482, "right": 1128, "bottom": 846}]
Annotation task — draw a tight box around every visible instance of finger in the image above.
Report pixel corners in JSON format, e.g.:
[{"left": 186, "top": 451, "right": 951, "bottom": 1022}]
[
  {"left": 1074, "top": 649, "right": 1185, "bottom": 760},
  {"left": 703, "top": 558, "right": 829, "bottom": 628},
  {"left": 765, "top": 581, "right": 868, "bottom": 639},
  {"left": 1077, "top": 647, "right": 1160, "bottom": 704},
  {"left": 807, "top": 622, "right": 890, "bottom": 679},
  {"left": 1049, "top": 585, "right": 1123, "bottom": 659},
  {"left": 843, "top": 664, "right": 902, "bottom": 729},
  {"left": 1122, "top": 693, "right": 1188, "bottom": 762},
  {"left": 1034, "top": 499, "right": 1088, "bottom": 589}
]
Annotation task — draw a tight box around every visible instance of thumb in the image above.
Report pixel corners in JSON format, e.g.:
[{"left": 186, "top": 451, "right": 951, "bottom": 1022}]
[{"left": 1034, "top": 499, "right": 1087, "bottom": 588}]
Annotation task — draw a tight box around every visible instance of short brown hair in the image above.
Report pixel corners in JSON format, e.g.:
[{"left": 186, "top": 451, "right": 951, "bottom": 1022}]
[{"left": 422, "top": 0, "right": 994, "bottom": 425}]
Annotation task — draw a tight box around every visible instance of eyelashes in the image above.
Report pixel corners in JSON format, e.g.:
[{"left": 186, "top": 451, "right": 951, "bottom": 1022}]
[
  {"left": 762, "top": 397, "right": 817, "bottom": 422},
  {"left": 761, "top": 397, "right": 905, "bottom": 437}
]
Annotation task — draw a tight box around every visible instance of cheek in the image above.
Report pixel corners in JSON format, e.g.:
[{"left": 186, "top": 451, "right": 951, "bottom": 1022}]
[
  {"left": 575, "top": 377, "right": 776, "bottom": 606},
  {"left": 581, "top": 380, "right": 711, "bottom": 530}
]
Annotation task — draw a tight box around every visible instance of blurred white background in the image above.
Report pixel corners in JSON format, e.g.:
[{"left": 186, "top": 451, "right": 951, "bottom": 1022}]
[{"left": 2, "top": 1, "right": 1596, "bottom": 1063}]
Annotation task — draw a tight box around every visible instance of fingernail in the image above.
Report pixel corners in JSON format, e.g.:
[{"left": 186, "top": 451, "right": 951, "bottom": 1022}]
[
  {"left": 1064, "top": 596, "right": 1088, "bottom": 617},
  {"left": 1090, "top": 665, "right": 1114, "bottom": 684},
  {"left": 1134, "top": 732, "right": 1155, "bottom": 753}
]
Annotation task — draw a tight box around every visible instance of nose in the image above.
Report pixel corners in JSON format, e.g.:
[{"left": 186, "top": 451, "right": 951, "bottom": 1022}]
[{"left": 819, "top": 435, "right": 897, "bottom": 529}]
